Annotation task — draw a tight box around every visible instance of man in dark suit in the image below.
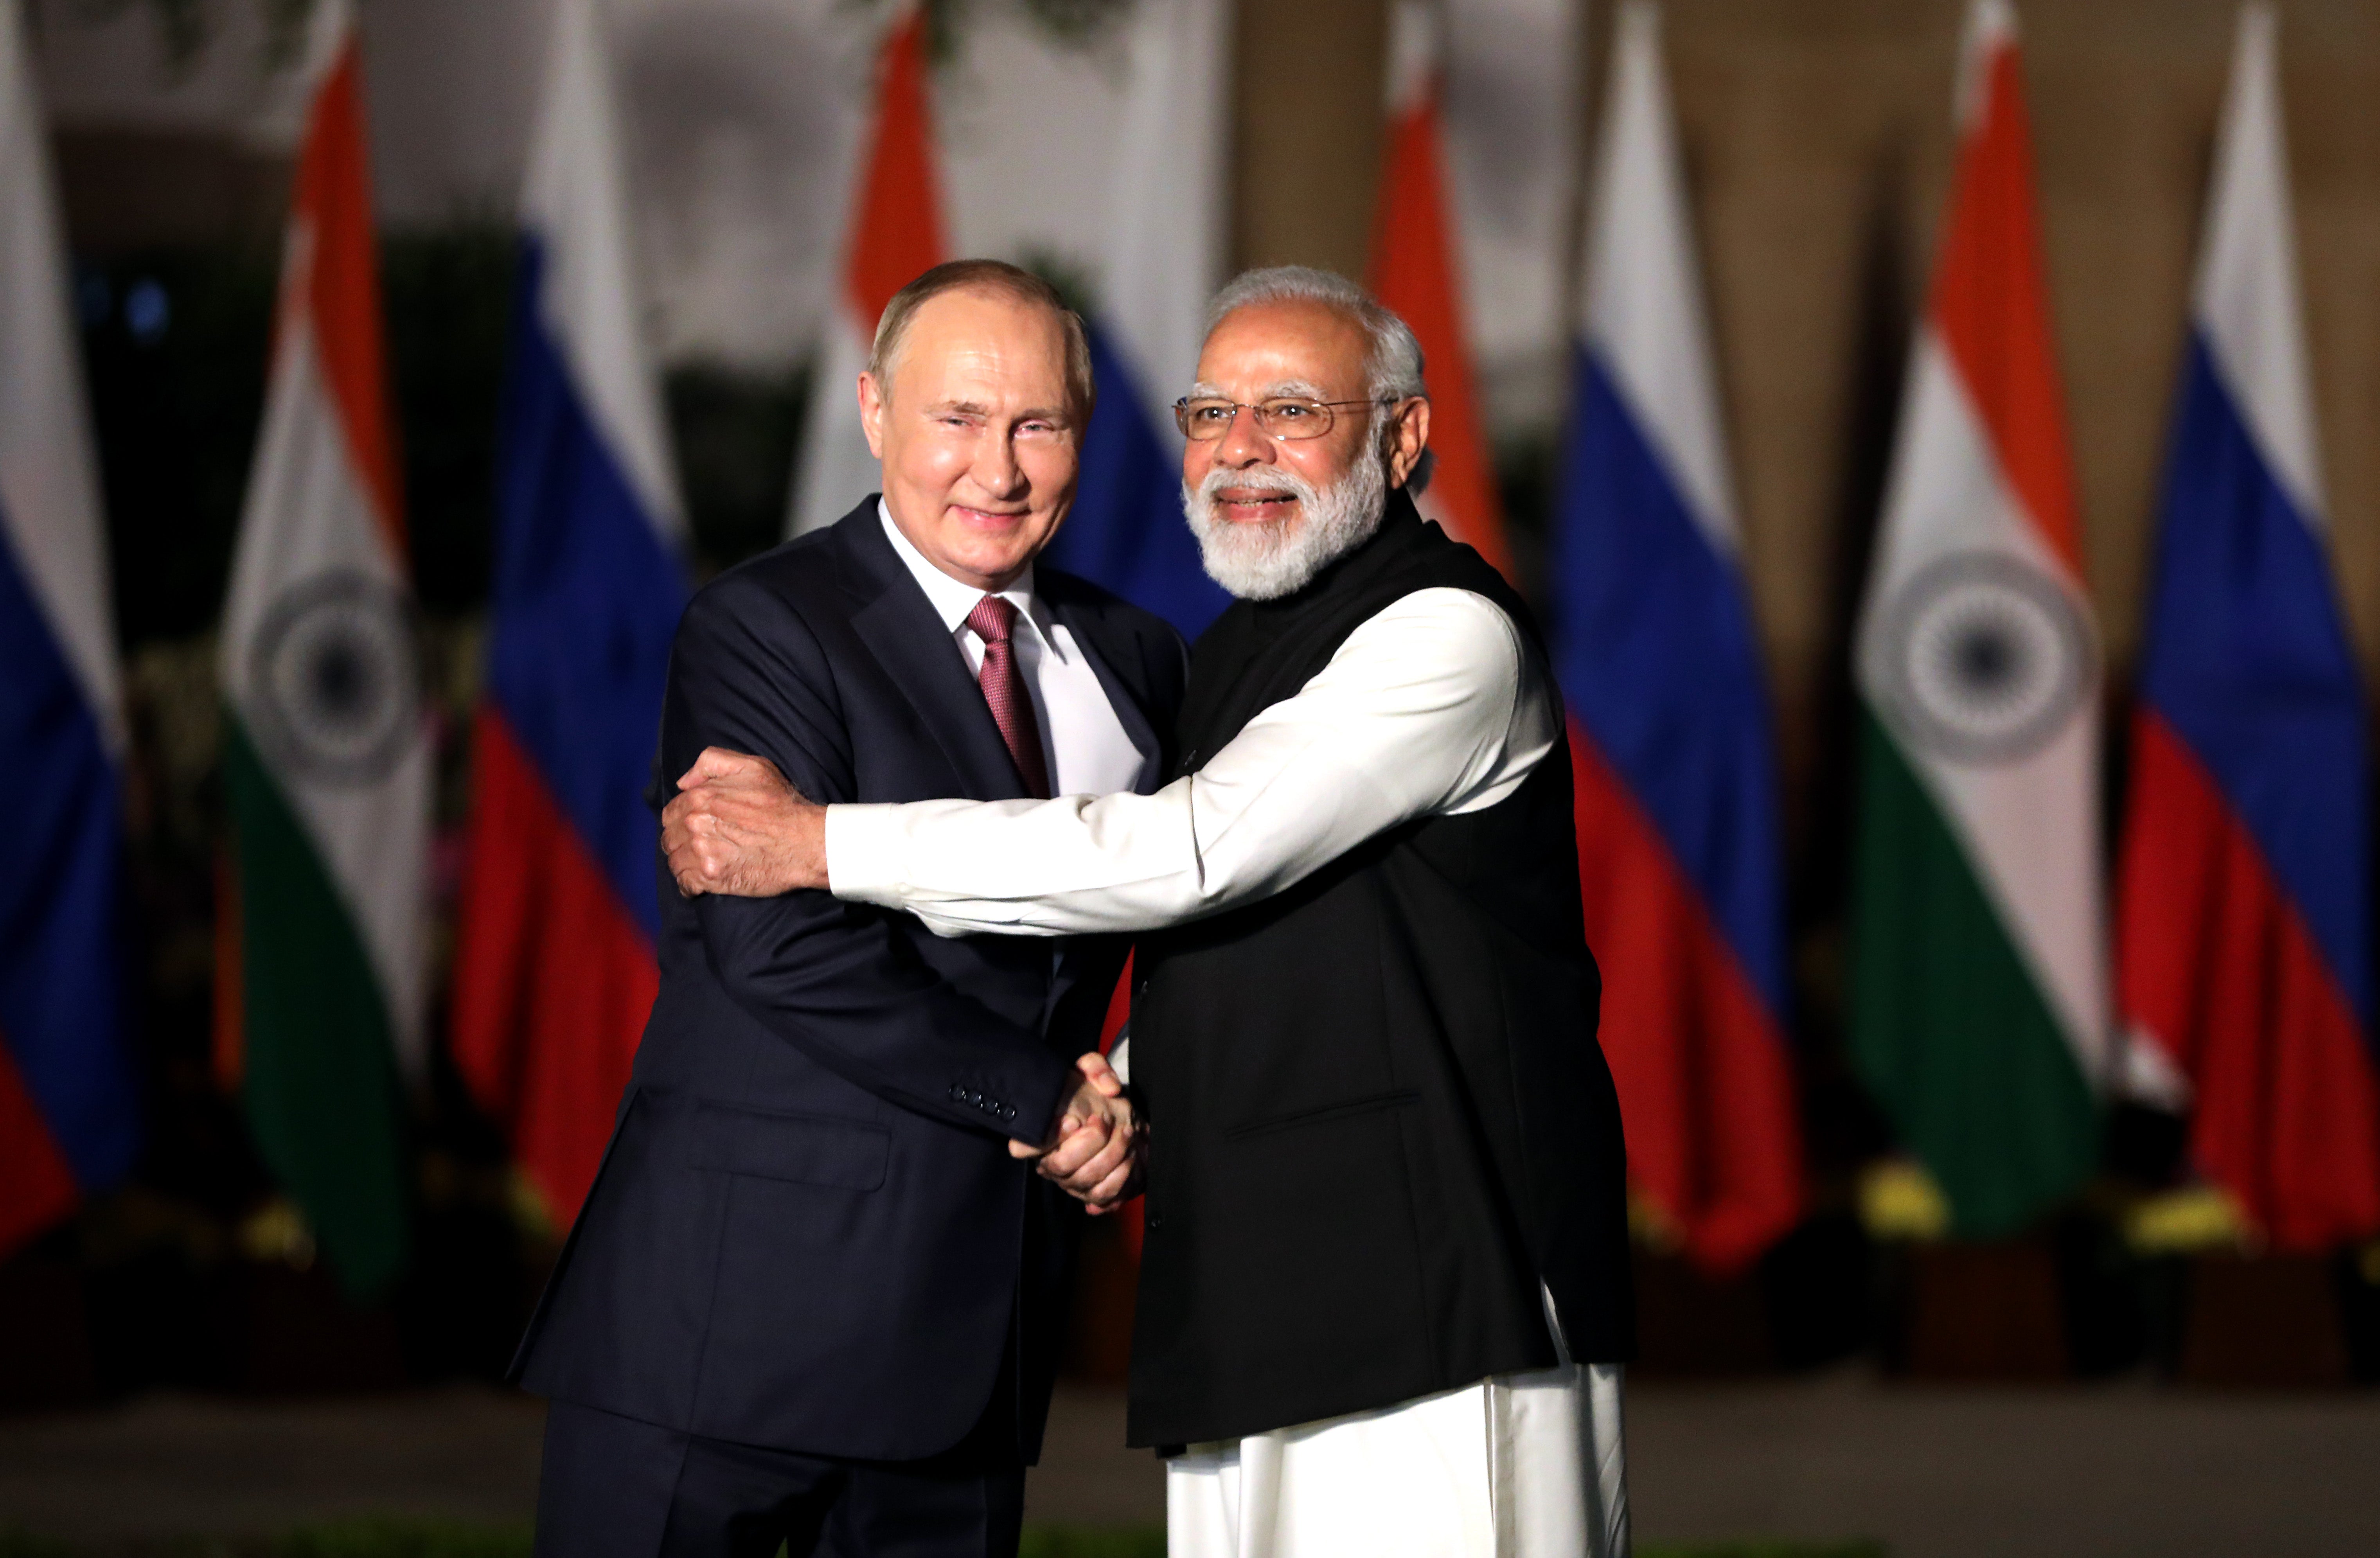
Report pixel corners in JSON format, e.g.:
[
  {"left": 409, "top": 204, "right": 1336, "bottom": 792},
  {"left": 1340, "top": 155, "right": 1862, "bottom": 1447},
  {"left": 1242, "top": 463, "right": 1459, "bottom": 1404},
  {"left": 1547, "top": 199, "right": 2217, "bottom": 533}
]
[{"left": 520, "top": 260, "right": 1186, "bottom": 1558}]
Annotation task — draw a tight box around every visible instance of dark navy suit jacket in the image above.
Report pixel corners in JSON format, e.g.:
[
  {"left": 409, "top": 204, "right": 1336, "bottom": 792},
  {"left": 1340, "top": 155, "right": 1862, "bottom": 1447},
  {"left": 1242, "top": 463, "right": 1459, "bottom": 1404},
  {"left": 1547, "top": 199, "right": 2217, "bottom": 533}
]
[{"left": 513, "top": 498, "right": 1187, "bottom": 1463}]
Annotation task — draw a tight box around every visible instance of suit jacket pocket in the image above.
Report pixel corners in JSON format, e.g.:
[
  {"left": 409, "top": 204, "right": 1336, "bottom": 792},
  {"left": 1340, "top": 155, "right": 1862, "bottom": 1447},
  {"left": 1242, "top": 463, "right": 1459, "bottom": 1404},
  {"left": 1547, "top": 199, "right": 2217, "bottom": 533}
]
[
  {"left": 688, "top": 1101, "right": 891, "bottom": 1191},
  {"left": 1224, "top": 1090, "right": 1420, "bottom": 1140}
]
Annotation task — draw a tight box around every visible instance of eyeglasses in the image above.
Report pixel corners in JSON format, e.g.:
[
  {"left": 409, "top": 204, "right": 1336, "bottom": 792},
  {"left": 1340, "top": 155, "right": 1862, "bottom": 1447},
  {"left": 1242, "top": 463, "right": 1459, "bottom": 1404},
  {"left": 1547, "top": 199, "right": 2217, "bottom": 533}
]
[{"left": 1172, "top": 395, "right": 1395, "bottom": 442}]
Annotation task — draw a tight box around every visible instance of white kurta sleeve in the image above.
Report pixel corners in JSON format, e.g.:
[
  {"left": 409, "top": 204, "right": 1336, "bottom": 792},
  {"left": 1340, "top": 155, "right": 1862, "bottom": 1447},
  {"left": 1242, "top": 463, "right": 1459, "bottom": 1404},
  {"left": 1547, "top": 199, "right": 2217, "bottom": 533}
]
[{"left": 825, "top": 587, "right": 1559, "bottom": 937}]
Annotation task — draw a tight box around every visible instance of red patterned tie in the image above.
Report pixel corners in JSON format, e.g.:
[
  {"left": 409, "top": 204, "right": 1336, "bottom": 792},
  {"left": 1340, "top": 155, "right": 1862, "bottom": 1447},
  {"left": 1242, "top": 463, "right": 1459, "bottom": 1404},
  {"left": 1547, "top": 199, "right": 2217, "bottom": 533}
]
[{"left": 965, "top": 595, "right": 1050, "bottom": 799}]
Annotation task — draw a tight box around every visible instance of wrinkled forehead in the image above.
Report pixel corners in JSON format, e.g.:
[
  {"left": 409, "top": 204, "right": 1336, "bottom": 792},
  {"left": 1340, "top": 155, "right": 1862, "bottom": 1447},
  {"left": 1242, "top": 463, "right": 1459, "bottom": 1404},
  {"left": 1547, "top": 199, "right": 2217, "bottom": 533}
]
[{"left": 1194, "top": 300, "right": 1371, "bottom": 399}]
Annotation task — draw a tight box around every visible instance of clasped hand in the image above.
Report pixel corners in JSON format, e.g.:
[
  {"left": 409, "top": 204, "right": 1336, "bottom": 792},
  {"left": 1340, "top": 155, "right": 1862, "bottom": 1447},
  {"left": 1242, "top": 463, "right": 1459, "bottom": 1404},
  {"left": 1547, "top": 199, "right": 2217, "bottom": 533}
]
[
  {"left": 1019, "top": 1051, "right": 1142, "bottom": 1214},
  {"left": 662, "top": 748, "right": 830, "bottom": 899},
  {"left": 662, "top": 748, "right": 1143, "bottom": 1212}
]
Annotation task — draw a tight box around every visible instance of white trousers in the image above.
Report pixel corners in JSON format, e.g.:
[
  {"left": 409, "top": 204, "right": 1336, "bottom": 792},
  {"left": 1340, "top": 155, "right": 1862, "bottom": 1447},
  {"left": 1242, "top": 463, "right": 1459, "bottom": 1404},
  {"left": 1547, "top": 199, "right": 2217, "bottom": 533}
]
[{"left": 1165, "top": 1361, "right": 1628, "bottom": 1558}]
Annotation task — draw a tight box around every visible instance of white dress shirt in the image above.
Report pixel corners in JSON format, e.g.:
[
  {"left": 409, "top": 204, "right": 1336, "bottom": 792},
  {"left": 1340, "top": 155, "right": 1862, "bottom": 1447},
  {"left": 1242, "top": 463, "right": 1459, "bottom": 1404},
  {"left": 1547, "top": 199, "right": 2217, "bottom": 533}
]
[
  {"left": 877, "top": 501, "right": 1145, "bottom": 800},
  {"left": 826, "top": 584, "right": 1560, "bottom": 937}
]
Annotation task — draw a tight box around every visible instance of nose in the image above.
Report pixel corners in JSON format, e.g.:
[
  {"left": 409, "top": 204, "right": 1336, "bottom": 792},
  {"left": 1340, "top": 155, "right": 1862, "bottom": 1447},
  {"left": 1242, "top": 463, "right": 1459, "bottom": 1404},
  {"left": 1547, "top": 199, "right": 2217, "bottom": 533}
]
[
  {"left": 973, "top": 424, "right": 1027, "bottom": 500},
  {"left": 1212, "top": 403, "right": 1275, "bottom": 469}
]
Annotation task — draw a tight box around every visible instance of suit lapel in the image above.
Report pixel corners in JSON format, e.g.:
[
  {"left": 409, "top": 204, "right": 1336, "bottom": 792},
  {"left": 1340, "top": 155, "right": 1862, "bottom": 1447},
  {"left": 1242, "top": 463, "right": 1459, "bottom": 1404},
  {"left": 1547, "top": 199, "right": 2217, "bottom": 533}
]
[
  {"left": 836, "top": 505, "right": 1030, "bottom": 803},
  {"left": 1048, "top": 592, "right": 1165, "bottom": 795}
]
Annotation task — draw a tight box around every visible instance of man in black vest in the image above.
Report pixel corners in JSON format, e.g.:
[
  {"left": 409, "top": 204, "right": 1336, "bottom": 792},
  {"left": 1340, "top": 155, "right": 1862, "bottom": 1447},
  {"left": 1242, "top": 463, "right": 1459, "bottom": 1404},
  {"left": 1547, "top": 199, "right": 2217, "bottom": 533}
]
[
  {"left": 523, "top": 261, "right": 1182, "bottom": 1558},
  {"left": 663, "top": 268, "right": 1634, "bottom": 1558}
]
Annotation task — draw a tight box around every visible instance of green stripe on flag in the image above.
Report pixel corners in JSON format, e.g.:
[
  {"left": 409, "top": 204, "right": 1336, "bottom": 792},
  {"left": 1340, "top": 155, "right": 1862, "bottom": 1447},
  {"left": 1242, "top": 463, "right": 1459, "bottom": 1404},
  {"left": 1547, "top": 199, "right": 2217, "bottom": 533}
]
[
  {"left": 224, "top": 717, "right": 411, "bottom": 1293},
  {"left": 1851, "top": 712, "right": 2098, "bottom": 1237}
]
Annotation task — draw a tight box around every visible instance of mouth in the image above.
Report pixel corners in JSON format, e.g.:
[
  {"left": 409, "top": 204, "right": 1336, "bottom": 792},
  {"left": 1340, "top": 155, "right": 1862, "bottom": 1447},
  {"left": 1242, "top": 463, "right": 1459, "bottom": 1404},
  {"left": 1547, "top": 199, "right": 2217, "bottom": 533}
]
[
  {"left": 949, "top": 504, "right": 1032, "bottom": 530},
  {"left": 1212, "top": 490, "right": 1301, "bottom": 524}
]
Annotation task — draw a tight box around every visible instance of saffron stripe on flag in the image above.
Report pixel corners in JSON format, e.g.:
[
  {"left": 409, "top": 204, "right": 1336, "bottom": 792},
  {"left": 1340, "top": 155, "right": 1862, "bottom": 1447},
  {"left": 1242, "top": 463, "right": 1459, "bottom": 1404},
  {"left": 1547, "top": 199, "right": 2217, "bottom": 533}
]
[
  {"left": 216, "top": 7, "right": 430, "bottom": 1292},
  {"left": 1370, "top": 0, "right": 1513, "bottom": 582},
  {"left": 1848, "top": 0, "right": 2106, "bottom": 1237},
  {"left": 790, "top": 11, "right": 947, "bottom": 539}
]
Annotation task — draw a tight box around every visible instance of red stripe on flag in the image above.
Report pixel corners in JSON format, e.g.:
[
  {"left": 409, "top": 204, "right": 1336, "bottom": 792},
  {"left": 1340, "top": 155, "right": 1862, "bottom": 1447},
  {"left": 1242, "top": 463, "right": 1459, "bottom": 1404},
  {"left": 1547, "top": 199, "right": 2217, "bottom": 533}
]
[
  {"left": 1927, "top": 39, "right": 2083, "bottom": 573},
  {"left": 846, "top": 13, "right": 947, "bottom": 329},
  {"left": 1095, "top": 952, "right": 1145, "bottom": 1258},
  {"left": 451, "top": 709, "right": 658, "bottom": 1231},
  {"left": 1368, "top": 81, "right": 1515, "bottom": 583},
  {"left": 0, "top": 1032, "right": 81, "bottom": 1260},
  {"left": 290, "top": 42, "right": 404, "bottom": 552},
  {"left": 2117, "top": 710, "right": 2380, "bottom": 1249},
  {"left": 1570, "top": 720, "right": 1803, "bottom": 1273}
]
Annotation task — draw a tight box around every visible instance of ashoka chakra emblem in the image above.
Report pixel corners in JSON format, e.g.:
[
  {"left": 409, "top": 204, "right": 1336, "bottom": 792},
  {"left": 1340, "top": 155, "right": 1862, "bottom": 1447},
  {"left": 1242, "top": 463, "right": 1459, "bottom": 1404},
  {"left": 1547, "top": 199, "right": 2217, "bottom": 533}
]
[
  {"left": 248, "top": 571, "right": 422, "bottom": 786},
  {"left": 1878, "top": 552, "right": 2094, "bottom": 765}
]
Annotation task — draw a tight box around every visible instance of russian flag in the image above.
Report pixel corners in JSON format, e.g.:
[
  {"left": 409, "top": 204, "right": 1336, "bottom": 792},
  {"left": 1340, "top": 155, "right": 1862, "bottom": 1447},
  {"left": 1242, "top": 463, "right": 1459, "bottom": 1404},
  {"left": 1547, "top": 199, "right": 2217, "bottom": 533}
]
[
  {"left": 0, "top": 0, "right": 138, "bottom": 1257},
  {"left": 2115, "top": 5, "right": 2380, "bottom": 1251},
  {"left": 789, "top": 8, "right": 945, "bottom": 540},
  {"left": 1040, "top": 0, "right": 1232, "bottom": 638},
  {"left": 1547, "top": 3, "right": 1800, "bottom": 1274},
  {"left": 1366, "top": 0, "right": 1514, "bottom": 583},
  {"left": 452, "top": 0, "right": 688, "bottom": 1231}
]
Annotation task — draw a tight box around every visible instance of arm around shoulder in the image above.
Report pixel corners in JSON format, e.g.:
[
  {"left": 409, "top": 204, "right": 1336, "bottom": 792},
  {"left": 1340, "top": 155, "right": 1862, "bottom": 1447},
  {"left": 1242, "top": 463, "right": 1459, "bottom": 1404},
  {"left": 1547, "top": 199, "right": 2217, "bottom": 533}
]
[{"left": 661, "top": 570, "right": 1076, "bottom": 1143}]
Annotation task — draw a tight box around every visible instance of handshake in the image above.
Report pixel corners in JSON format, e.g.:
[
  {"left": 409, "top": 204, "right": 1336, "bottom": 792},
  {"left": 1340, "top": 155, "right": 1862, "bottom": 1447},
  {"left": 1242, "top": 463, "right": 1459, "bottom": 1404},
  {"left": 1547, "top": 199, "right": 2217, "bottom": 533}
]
[
  {"left": 660, "top": 746, "right": 1143, "bottom": 1215},
  {"left": 1023, "top": 1050, "right": 1144, "bottom": 1215}
]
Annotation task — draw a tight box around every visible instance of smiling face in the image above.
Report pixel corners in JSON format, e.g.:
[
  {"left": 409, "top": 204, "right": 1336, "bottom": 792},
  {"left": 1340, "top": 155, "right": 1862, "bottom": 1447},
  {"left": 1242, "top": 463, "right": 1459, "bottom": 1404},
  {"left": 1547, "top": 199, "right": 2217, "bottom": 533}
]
[
  {"left": 860, "top": 286, "right": 1082, "bottom": 591},
  {"left": 1179, "top": 298, "right": 1431, "bottom": 598},
  {"left": 1183, "top": 299, "right": 1381, "bottom": 529}
]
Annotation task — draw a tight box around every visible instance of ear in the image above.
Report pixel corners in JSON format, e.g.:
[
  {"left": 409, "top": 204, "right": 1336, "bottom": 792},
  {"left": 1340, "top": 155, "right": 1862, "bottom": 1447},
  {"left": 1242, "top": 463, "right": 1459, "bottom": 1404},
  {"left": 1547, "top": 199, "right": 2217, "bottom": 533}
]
[
  {"left": 1384, "top": 396, "right": 1432, "bottom": 489},
  {"left": 858, "top": 372, "right": 887, "bottom": 461}
]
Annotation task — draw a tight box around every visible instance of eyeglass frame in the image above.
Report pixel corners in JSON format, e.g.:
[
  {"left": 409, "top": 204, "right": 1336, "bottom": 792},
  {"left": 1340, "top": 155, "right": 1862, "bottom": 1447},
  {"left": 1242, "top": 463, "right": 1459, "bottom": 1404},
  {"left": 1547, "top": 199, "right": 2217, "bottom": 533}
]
[{"left": 1170, "top": 394, "right": 1414, "bottom": 443}]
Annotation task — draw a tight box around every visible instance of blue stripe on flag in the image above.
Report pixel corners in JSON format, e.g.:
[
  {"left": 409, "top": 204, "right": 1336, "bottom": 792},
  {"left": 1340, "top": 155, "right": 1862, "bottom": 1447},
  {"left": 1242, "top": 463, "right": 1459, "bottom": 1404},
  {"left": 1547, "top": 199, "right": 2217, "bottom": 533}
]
[
  {"left": 486, "top": 238, "right": 688, "bottom": 940},
  {"left": 2138, "top": 334, "right": 2369, "bottom": 1026},
  {"left": 1043, "top": 322, "right": 1230, "bottom": 639},
  {"left": 1549, "top": 347, "right": 1786, "bottom": 1015},
  {"left": 0, "top": 512, "right": 137, "bottom": 1190}
]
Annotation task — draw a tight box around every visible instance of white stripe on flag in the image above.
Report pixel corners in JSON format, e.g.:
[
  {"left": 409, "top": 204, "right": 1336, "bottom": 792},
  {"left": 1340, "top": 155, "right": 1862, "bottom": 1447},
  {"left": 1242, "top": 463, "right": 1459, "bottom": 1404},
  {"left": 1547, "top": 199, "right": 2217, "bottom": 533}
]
[
  {"left": 526, "top": 0, "right": 682, "bottom": 541},
  {"left": 1583, "top": 1, "right": 1741, "bottom": 552},
  {"left": 1101, "top": 0, "right": 1230, "bottom": 403},
  {"left": 1857, "top": 332, "right": 2109, "bottom": 1076},
  {"left": 219, "top": 322, "right": 432, "bottom": 1074},
  {"left": 2195, "top": 3, "right": 2322, "bottom": 527}
]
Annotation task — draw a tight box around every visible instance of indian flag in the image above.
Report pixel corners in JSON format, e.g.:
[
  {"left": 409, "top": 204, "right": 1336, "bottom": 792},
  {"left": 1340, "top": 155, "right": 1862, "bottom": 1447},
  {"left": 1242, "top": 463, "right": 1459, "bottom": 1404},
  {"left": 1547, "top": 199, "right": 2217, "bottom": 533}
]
[
  {"left": 217, "top": 0, "right": 428, "bottom": 1293},
  {"left": 1850, "top": 0, "right": 2108, "bottom": 1238}
]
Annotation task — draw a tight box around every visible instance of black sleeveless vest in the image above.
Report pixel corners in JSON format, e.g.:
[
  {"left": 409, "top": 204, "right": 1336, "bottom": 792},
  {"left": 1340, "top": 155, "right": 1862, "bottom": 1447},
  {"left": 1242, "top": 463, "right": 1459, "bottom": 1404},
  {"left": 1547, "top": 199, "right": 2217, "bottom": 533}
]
[{"left": 1125, "top": 493, "right": 1633, "bottom": 1450}]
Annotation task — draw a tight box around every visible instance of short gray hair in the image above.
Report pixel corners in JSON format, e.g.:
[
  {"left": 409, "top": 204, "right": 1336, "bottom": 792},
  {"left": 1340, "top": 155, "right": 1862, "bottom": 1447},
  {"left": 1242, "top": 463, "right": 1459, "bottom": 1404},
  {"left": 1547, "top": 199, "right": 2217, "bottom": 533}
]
[
  {"left": 869, "top": 258, "right": 1096, "bottom": 419},
  {"left": 1203, "top": 266, "right": 1433, "bottom": 491}
]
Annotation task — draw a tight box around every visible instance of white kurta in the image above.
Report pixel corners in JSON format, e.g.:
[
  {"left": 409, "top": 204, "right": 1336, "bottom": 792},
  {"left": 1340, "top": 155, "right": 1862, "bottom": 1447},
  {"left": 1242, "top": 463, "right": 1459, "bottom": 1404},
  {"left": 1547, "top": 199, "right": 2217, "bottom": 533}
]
[
  {"left": 826, "top": 583, "right": 1629, "bottom": 1558},
  {"left": 1168, "top": 1310, "right": 1627, "bottom": 1558}
]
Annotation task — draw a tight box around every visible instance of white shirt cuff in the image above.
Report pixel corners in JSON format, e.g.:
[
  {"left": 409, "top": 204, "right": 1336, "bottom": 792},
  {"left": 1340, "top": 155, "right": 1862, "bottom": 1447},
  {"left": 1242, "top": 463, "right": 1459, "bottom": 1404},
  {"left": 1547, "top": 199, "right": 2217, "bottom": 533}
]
[{"left": 823, "top": 802, "right": 908, "bottom": 907}]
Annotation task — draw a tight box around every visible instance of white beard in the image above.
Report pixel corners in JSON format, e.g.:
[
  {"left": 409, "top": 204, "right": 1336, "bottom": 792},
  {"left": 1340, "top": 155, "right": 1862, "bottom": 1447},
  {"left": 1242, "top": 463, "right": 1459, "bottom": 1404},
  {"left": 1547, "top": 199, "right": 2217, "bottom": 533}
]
[{"left": 1181, "top": 451, "right": 1390, "bottom": 601}]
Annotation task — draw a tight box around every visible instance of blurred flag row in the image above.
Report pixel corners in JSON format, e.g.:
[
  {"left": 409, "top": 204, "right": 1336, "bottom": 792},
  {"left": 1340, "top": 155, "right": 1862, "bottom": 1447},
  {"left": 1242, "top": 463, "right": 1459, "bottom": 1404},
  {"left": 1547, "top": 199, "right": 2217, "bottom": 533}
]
[{"left": 3, "top": 0, "right": 2375, "bottom": 1290}]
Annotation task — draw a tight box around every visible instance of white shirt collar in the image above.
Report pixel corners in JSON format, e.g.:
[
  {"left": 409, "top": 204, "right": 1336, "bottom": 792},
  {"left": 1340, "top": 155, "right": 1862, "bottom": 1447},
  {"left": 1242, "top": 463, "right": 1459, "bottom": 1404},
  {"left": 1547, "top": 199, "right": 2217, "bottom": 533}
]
[{"left": 878, "top": 498, "right": 1062, "bottom": 654}]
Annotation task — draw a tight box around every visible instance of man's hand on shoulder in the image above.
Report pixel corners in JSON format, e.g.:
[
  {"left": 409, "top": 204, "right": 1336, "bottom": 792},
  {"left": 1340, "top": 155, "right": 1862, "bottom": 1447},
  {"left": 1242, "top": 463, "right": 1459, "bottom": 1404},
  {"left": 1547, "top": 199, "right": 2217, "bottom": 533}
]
[
  {"left": 663, "top": 747, "right": 831, "bottom": 898},
  {"left": 1012, "top": 1051, "right": 1143, "bottom": 1214}
]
